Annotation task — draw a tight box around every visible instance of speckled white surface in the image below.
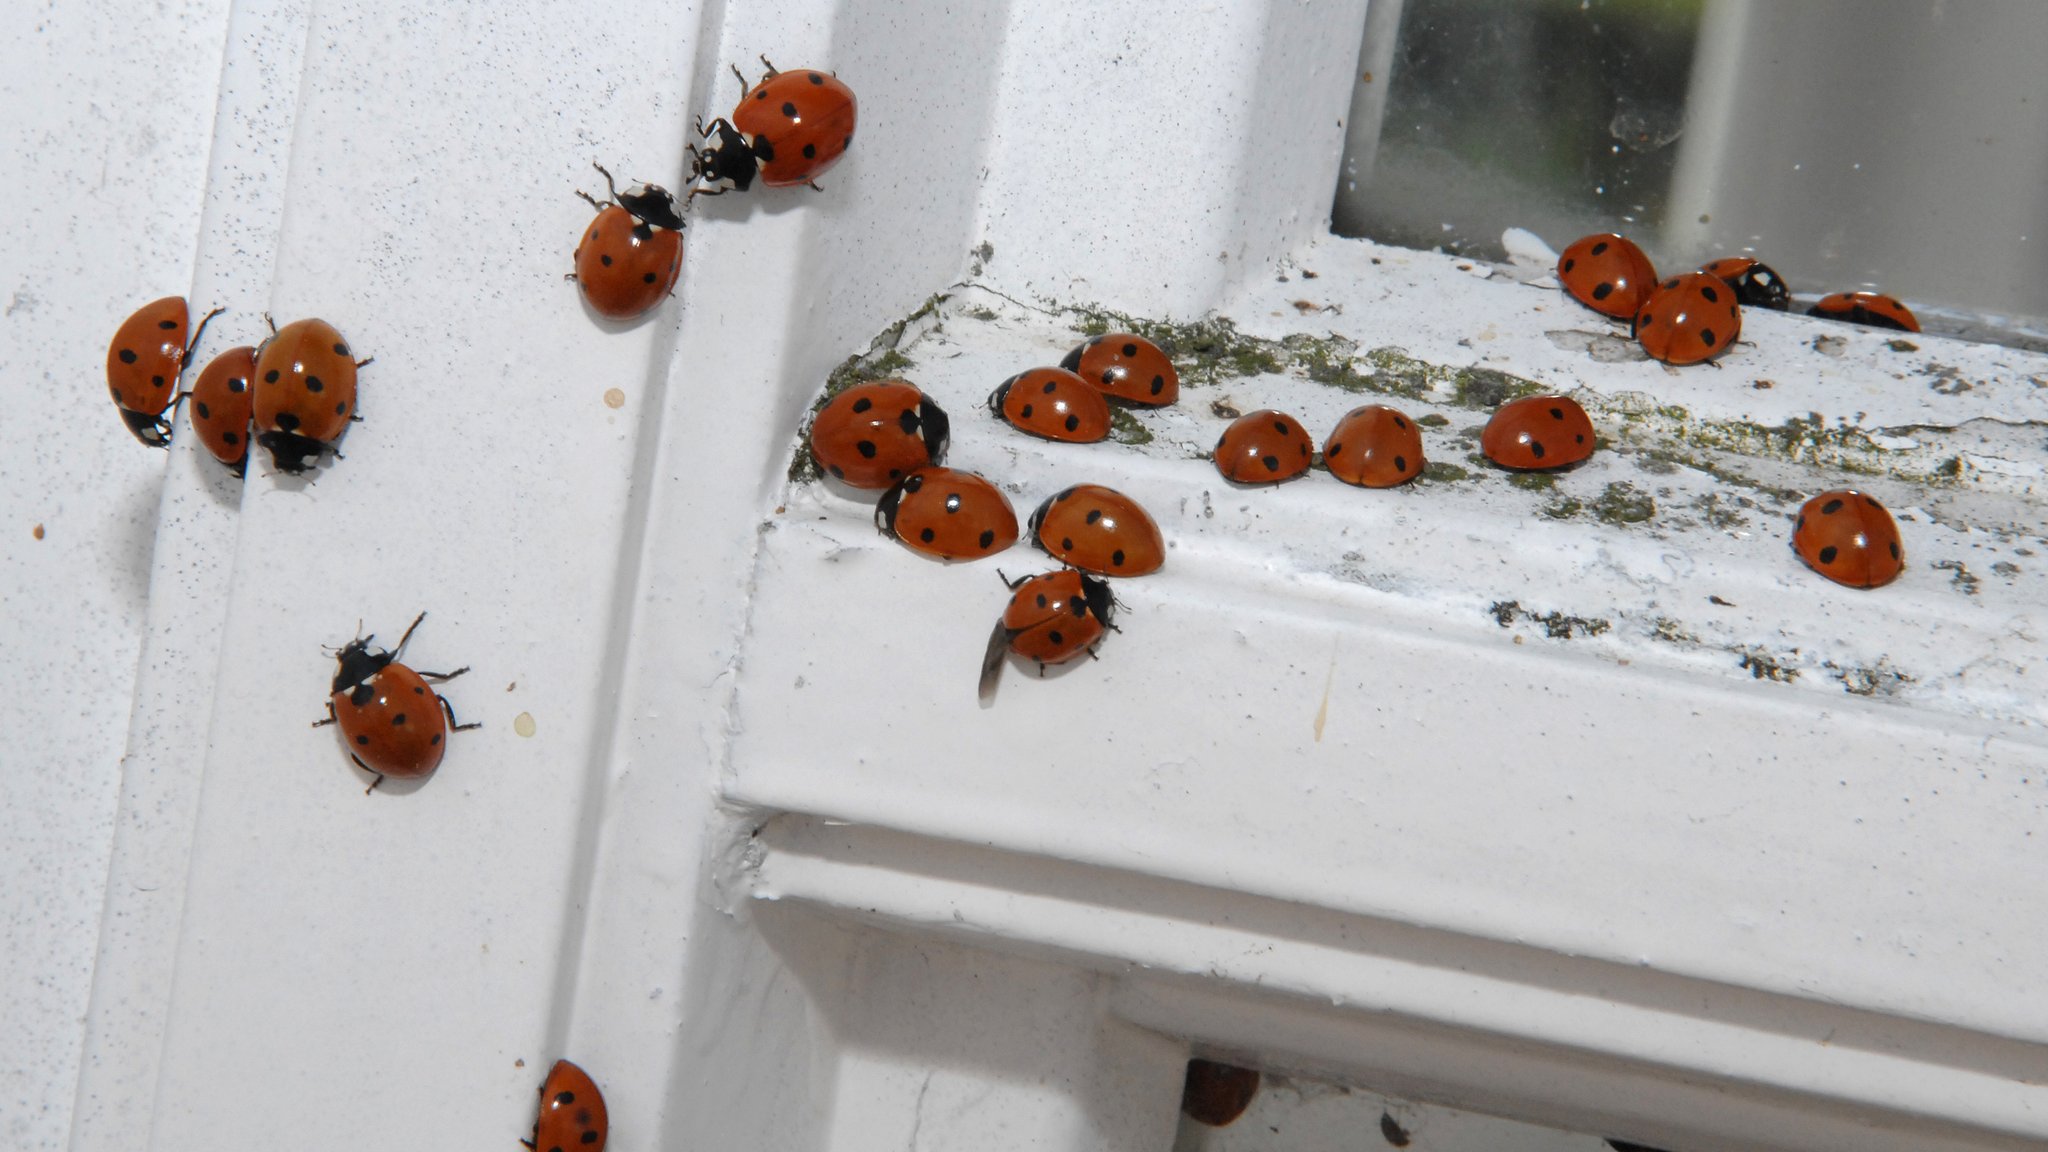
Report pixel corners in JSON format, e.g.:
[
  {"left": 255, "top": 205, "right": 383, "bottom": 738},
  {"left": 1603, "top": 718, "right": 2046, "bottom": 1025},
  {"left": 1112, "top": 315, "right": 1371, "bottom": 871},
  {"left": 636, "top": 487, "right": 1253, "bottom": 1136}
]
[{"left": 13, "top": 2, "right": 2048, "bottom": 1150}]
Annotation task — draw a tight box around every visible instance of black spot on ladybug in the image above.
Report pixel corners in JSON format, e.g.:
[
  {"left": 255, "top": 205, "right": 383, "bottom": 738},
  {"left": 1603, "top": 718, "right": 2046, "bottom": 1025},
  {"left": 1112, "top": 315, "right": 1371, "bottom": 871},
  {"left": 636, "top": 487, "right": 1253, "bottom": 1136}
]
[
  {"left": 828, "top": 465, "right": 844, "bottom": 479},
  {"left": 1215, "top": 434, "right": 1227, "bottom": 451},
  {"left": 1042, "top": 379, "right": 1059, "bottom": 394},
  {"left": 391, "top": 713, "right": 406, "bottom": 726},
  {"left": 152, "top": 375, "right": 165, "bottom": 387},
  {"left": 581, "top": 1133, "right": 599, "bottom": 1147},
  {"left": 897, "top": 408, "right": 919, "bottom": 434},
  {"left": 1394, "top": 415, "right": 1407, "bottom": 429},
  {"left": 841, "top": 135, "right": 850, "bottom": 148},
  {"left": 1112, "top": 549, "right": 1126, "bottom": 566},
  {"left": 919, "top": 528, "right": 935, "bottom": 543},
  {"left": 888, "top": 468, "right": 901, "bottom": 479},
  {"left": 1299, "top": 442, "right": 1309, "bottom": 456},
  {"left": 1064, "top": 414, "right": 1080, "bottom": 432},
  {"left": 332, "top": 342, "right": 349, "bottom": 356},
  {"left": 1020, "top": 403, "right": 1034, "bottom": 419},
  {"left": 1036, "top": 594, "right": 1048, "bottom": 607},
  {"left": 1048, "top": 630, "right": 1064, "bottom": 645},
  {"left": 334, "top": 401, "right": 348, "bottom": 415},
  {"left": 979, "top": 530, "right": 996, "bottom": 549},
  {"left": 1663, "top": 278, "right": 1680, "bottom": 289},
  {"left": 856, "top": 440, "right": 877, "bottom": 458},
  {"left": 642, "top": 272, "right": 656, "bottom": 283},
  {"left": 222, "top": 431, "right": 238, "bottom": 445},
  {"left": 754, "top": 90, "right": 767, "bottom": 100},
  {"left": 556, "top": 1092, "right": 575, "bottom": 1107},
  {"left": 1699, "top": 328, "right": 1717, "bottom": 347},
  {"left": 228, "top": 377, "right": 246, "bottom": 393},
  {"left": 275, "top": 412, "right": 301, "bottom": 432},
  {"left": 1086, "top": 509, "right": 1101, "bottom": 523},
  {"left": 1700, "top": 284, "right": 1720, "bottom": 303},
  {"left": 1592, "top": 282, "right": 1613, "bottom": 301},
  {"left": 430, "top": 734, "right": 441, "bottom": 745},
  {"left": 1822, "top": 498, "right": 1844, "bottom": 515},
  {"left": 1819, "top": 545, "right": 1839, "bottom": 564},
  {"left": 1394, "top": 454, "right": 1408, "bottom": 471},
  {"left": 1070, "top": 598, "right": 1086, "bottom": 617},
  {"left": 265, "top": 369, "right": 280, "bottom": 383},
  {"left": 1273, "top": 419, "right": 1289, "bottom": 434},
  {"left": 802, "top": 143, "right": 816, "bottom": 159},
  {"left": 1061, "top": 537, "right": 1074, "bottom": 551},
  {"left": 1151, "top": 374, "right": 1165, "bottom": 394},
  {"left": 356, "top": 735, "right": 370, "bottom": 745},
  {"left": 809, "top": 72, "right": 824, "bottom": 84},
  {"left": 1890, "top": 542, "right": 1900, "bottom": 558},
  {"left": 305, "top": 375, "right": 324, "bottom": 393},
  {"left": 195, "top": 401, "right": 211, "bottom": 419},
  {"left": 158, "top": 319, "right": 178, "bottom": 329},
  {"left": 600, "top": 254, "right": 613, "bottom": 266},
  {"left": 1263, "top": 455, "right": 1280, "bottom": 472},
  {"left": 414, "top": 686, "right": 425, "bottom": 694},
  {"left": 1590, "top": 241, "right": 1608, "bottom": 255},
  {"left": 119, "top": 349, "right": 138, "bottom": 364},
  {"left": 851, "top": 396, "right": 872, "bottom": 413},
  {"left": 1122, "top": 343, "right": 1138, "bottom": 357},
  {"left": 781, "top": 101, "right": 798, "bottom": 117},
  {"left": 1530, "top": 441, "right": 1546, "bottom": 459},
  {"left": 1328, "top": 442, "right": 1343, "bottom": 456},
  {"left": 1102, "top": 370, "right": 1117, "bottom": 385},
  {"left": 1575, "top": 433, "right": 1585, "bottom": 443}
]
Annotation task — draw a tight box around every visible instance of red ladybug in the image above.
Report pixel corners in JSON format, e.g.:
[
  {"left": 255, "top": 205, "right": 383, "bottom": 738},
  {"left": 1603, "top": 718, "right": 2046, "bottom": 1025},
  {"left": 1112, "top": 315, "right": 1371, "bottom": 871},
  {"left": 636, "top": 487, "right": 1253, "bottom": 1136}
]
[
  {"left": 525, "top": 1060, "right": 607, "bottom": 1152},
  {"left": 187, "top": 345, "right": 257, "bottom": 475},
  {"left": 1061, "top": 333, "right": 1178, "bottom": 407},
  {"left": 1792, "top": 489, "right": 1904, "bottom": 589},
  {"left": 876, "top": 467, "right": 1018, "bottom": 561},
  {"left": 977, "top": 569, "right": 1116, "bottom": 700},
  {"left": 1807, "top": 291, "right": 1919, "bottom": 333},
  {"left": 1181, "top": 1060, "right": 1261, "bottom": 1128},
  {"left": 808, "top": 378, "right": 949, "bottom": 488},
  {"left": 1481, "top": 396, "right": 1595, "bottom": 470},
  {"left": 1323, "top": 404, "right": 1424, "bottom": 488},
  {"left": 1556, "top": 233, "right": 1656, "bottom": 321},
  {"left": 314, "top": 612, "right": 477, "bottom": 791},
  {"left": 1699, "top": 257, "right": 1789, "bottom": 311},
  {"left": 690, "top": 57, "right": 856, "bottom": 196},
  {"left": 106, "top": 296, "right": 221, "bottom": 446},
  {"left": 571, "top": 163, "right": 684, "bottom": 321},
  {"left": 1029, "top": 484, "right": 1164, "bottom": 576},
  {"left": 1634, "top": 272, "right": 1741, "bottom": 365},
  {"left": 253, "top": 317, "right": 367, "bottom": 474},
  {"left": 1214, "top": 410, "right": 1313, "bottom": 484},
  {"left": 988, "top": 367, "right": 1111, "bottom": 443}
]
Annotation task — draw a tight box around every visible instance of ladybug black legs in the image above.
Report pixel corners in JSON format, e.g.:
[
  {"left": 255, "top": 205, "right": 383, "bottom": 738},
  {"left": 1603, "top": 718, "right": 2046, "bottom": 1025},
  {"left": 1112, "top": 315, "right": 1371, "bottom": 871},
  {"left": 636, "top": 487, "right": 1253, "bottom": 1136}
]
[
  {"left": 351, "top": 754, "right": 384, "bottom": 795},
  {"left": 996, "top": 568, "right": 1031, "bottom": 591},
  {"left": 184, "top": 306, "right": 225, "bottom": 364},
  {"left": 311, "top": 700, "right": 338, "bottom": 728},
  {"left": 729, "top": 62, "right": 750, "bottom": 92},
  {"left": 575, "top": 161, "right": 621, "bottom": 214},
  {"left": 806, "top": 180, "right": 824, "bottom": 193},
  {"left": 758, "top": 53, "right": 780, "bottom": 78},
  {"left": 436, "top": 693, "right": 483, "bottom": 733}
]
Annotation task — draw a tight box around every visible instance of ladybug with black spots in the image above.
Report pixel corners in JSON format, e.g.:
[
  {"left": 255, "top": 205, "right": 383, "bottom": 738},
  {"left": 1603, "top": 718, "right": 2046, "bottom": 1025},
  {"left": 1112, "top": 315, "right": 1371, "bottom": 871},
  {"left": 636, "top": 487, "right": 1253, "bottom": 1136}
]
[
  {"left": 1792, "top": 489, "right": 1903, "bottom": 589},
  {"left": 1634, "top": 272, "right": 1740, "bottom": 365},
  {"left": 978, "top": 569, "right": 1116, "bottom": 701},
  {"left": 523, "top": 1060, "right": 607, "bottom": 1152},
  {"left": 808, "top": 378, "right": 949, "bottom": 488},
  {"left": 314, "top": 612, "right": 478, "bottom": 792},
  {"left": 1556, "top": 233, "right": 1656, "bottom": 321},
  {"left": 1029, "top": 484, "right": 1164, "bottom": 576},
  {"left": 1807, "top": 291, "right": 1919, "bottom": 333},
  {"left": 253, "top": 317, "right": 368, "bottom": 474},
  {"left": 1214, "top": 410, "right": 1313, "bottom": 484},
  {"left": 1324, "top": 404, "right": 1424, "bottom": 488},
  {"left": 1699, "top": 257, "right": 1788, "bottom": 311},
  {"left": 988, "top": 367, "right": 1111, "bottom": 443},
  {"left": 1061, "top": 332, "right": 1178, "bottom": 407},
  {"left": 690, "top": 56, "right": 856, "bottom": 197},
  {"left": 187, "top": 345, "right": 257, "bottom": 475},
  {"left": 571, "top": 162, "right": 684, "bottom": 321},
  {"left": 875, "top": 466, "right": 1018, "bottom": 562},
  {"left": 106, "top": 296, "right": 222, "bottom": 446},
  {"left": 1480, "top": 396, "right": 1595, "bottom": 471}
]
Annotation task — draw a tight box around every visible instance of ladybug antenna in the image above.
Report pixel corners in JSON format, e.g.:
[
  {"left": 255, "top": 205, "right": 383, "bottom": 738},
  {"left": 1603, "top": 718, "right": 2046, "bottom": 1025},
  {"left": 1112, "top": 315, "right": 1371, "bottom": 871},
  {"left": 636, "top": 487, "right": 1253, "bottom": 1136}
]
[{"left": 392, "top": 611, "right": 428, "bottom": 659}]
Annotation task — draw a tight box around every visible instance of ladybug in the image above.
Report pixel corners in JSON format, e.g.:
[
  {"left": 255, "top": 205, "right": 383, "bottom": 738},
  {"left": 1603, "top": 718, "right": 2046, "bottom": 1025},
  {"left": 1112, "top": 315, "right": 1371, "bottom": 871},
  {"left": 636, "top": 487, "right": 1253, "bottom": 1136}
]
[
  {"left": 1480, "top": 396, "right": 1596, "bottom": 471},
  {"left": 1634, "top": 272, "right": 1741, "bottom": 365},
  {"left": 523, "top": 1060, "right": 607, "bottom": 1152},
  {"left": 1060, "top": 333, "right": 1179, "bottom": 407},
  {"left": 988, "top": 367, "right": 1111, "bottom": 443},
  {"left": 1556, "top": 233, "right": 1657, "bottom": 321},
  {"left": 689, "top": 57, "right": 857, "bottom": 196},
  {"left": 1323, "top": 404, "right": 1424, "bottom": 488},
  {"left": 808, "top": 378, "right": 949, "bottom": 488},
  {"left": 1029, "top": 484, "right": 1164, "bottom": 576},
  {"left": 1792, "top": 489, "right": 1903, "bottom": 589},
  {"left": 1214, "top": 410, "right": 1313, "bottom": 484},
  {"left": 571, "top": 163, "right": 684, "bottom": 321},
  {"left": 106, "top": 296, "right": 222, "bottom": 446},
  {"left": 977, "top": 569, "right": 1116, "bottom": 700},
  {"left": 313, "top": 612, "right": 478, "bottom": 791},
  {"left": 1699, "top": 257, "right": 1789, "bottom": 311},
  {"left": 253, "top": 317, "right": 367, "bottom": 474},
  {"left": 875, "top": 467, "right": 1018, "bottom": 561},
  {"left": 1807, "top": 291, "right": 1919, "bottom": 333},
  {"left": 187, "top": 345, "right": 257, "bottom": 475},
  {"left": 1181, "top": 1059, "right": 1261, "bottom": 1128}
]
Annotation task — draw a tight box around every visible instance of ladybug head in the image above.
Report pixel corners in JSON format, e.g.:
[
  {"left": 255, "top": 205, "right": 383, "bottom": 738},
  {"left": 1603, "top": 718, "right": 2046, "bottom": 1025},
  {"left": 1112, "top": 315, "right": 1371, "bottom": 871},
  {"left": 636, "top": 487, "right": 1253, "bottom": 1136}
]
[
  {"left": 121, "top": 407, "right": 173, "bottom": 447},
  {"left": 688, "top": 119, "right": 759, "bottom": 195},
  {"left": 918, "top": 397, "right": 951, "bottom": 465},
  {"left": 618, "top": 183, "right": 684, "bottom": 232},
  {"left": 984, "top": 378, "right": 1015, "bottom": 420},
  {"left": 330, "top": 636, "right": 395, "bottom": 695},
  {"left": 1027, "top": 489, "right": 1072, "bottom": 538},
  {"left": 1079, "top": 574, "right": 1117, "bottom": 631},
  {"left": 257, "top": 429, "right": 329, "bottom": 475},
  {"left": 873, "top": 471, "right": 923, "bottom": 538}
]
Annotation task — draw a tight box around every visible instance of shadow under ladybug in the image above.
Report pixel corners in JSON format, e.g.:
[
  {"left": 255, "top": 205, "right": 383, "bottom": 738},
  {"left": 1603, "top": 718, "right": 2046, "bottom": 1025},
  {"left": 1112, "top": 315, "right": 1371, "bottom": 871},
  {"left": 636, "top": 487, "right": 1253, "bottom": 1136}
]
[{"left": 314, "top": 612, "right": 479, "bottom": 792}]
